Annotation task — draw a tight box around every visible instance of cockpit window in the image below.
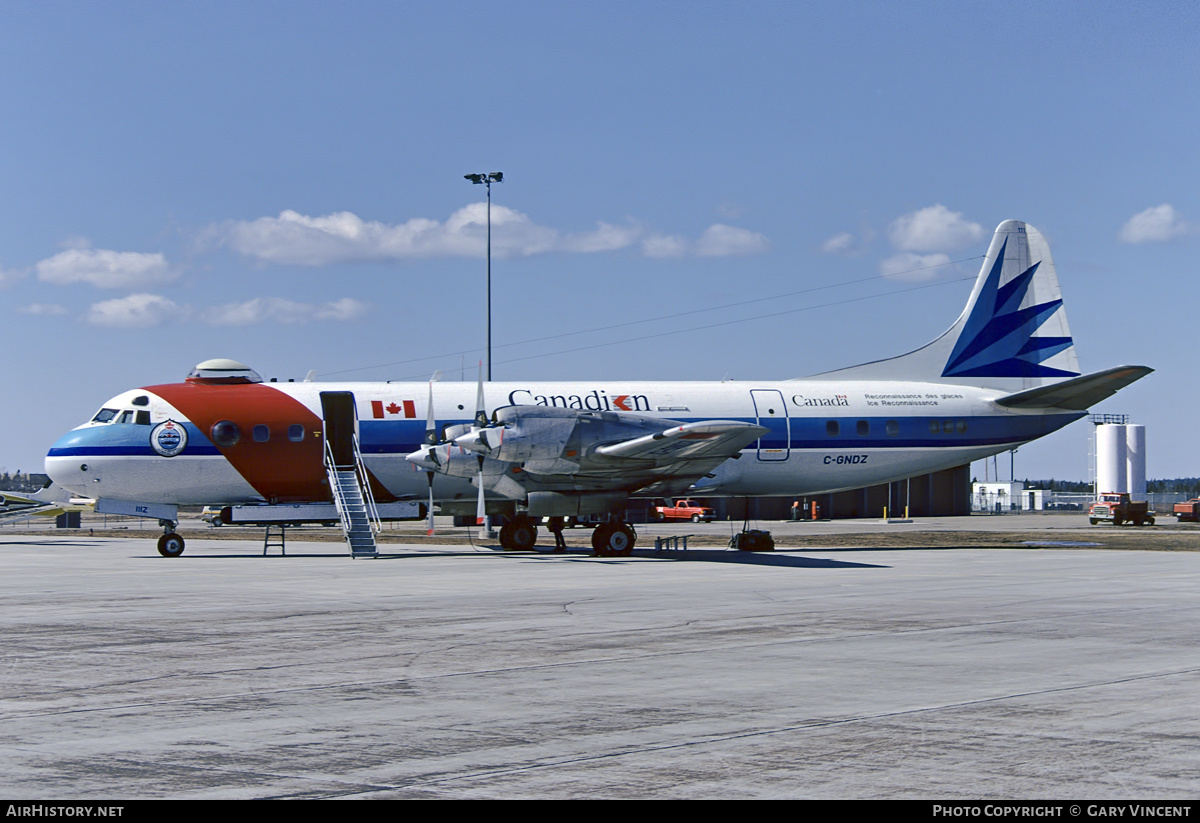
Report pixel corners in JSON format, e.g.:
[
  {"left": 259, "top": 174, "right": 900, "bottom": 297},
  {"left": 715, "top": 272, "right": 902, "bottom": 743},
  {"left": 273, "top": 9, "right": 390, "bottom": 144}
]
[
  {"left": 131, "top": 395, "right": 149, "bottom": 406},
  {"left": 92, "top": 408, "right": 118, "bottom": 423},
  {"left": 135, "top": 410, "right": 151, "bottom": 426},
  {"left": 118, "top": 410, "right": 134, "bottom": 424}
]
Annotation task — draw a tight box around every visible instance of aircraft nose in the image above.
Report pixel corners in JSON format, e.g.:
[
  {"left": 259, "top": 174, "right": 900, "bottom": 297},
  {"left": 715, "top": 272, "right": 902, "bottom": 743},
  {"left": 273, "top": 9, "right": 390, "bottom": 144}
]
[{"left": 45, "top": 429, "right": 97, "bottom": 496}]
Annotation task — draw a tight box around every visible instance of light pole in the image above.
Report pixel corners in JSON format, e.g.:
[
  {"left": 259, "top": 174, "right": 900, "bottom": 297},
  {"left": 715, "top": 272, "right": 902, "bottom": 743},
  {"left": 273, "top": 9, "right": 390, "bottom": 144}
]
[{"left": 464, "top": 172, "right": 503, "bottom": 381}]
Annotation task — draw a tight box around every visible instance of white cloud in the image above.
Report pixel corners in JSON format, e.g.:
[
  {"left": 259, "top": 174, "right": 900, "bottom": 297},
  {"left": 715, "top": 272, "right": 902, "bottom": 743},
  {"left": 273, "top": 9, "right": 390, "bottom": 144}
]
[
  {"left": 223, "top": 206, "right": 589, "bottom": 264},
  {"left": 18, "top": 303, "right": 68, "bottom": 316},
  {"left": 1119, "top": 204, "right": 1192, "bottom": 243},
  {"left": 1, "top": 267, "right": 25, "bottom": 287},
  {"left": 559, "top": 221, "right": 642, "bottom": 254},
  {"left": 86, "top": 294, "right": 181, "bottom": 327},
  {"left": 821, "top": 232, "right": 858, "bottom": 255},
  {"left": 201, "top": 297, "right": 369, "bottom": 326},
  {"left": 642, "top": 234, "right": 688, "bottom": 258},
  {"left": 879, "top": 252, "right": 952, "bottom": 281},
  {"left": 37, "top": 247, "right": 175, "bottom": 289},
  {"left": 219, "top": 208, "right": 769, "bottom": 264},
  {"left": 888, "top": 205, "right": 983, "bottom": 252},
  {"left": 694, "top": 224, "right": 770, "bottom": 257}
]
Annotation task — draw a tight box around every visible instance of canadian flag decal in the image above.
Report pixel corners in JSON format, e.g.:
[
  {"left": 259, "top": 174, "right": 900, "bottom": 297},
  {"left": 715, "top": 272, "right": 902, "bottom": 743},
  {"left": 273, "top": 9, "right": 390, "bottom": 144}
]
[{"left": 371, "top": 400, "right": 416, "bottom": 419}]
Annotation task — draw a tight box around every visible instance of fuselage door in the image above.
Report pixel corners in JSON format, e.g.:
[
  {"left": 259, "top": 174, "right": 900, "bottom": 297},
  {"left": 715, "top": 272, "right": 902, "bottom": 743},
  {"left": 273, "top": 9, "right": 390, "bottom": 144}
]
[
  {"left": 750, "top": 389, "right": 789, "bottom": 461},
  {"left": 320, "top": 391, "right": 358, "bottom": 468}
]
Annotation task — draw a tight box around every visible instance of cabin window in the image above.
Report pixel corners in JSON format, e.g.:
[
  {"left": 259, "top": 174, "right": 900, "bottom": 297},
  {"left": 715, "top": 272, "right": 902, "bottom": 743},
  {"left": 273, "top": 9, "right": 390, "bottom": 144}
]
[
  {"left": 826, "top": 420, "right": 839, "bottom": 437},
  {"left": 210, "top": 420, "right": 241, "bottom": 447},
  {"left": 942, "top": 420, "right": 954, "bottom": 433},
  {"left": 956, "top": 420, "right": 968, "bottom": 433},
  {"left": 253, "top": 425, "right": 270, "bottom": 443},
  {"left": 886, "top": 420, "right": 899, "bottom": 437},
  {"left": 288, "top": 424, "right": 305, "bottom": 442},
  {"left": 929, "top": 420, "right": 939, "bottom": 435},
  {"left": 856, "top": 420, "right": 869, "bottom": 436}
]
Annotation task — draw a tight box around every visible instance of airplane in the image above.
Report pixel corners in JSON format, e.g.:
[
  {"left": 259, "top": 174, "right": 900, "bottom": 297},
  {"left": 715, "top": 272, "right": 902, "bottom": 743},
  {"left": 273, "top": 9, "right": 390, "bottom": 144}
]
[
  {"left": 44, "top": 220, "right": 1151, "bottom": 557},
  {"left": 0, "top": 482, "right": 92, "bottom": 525}
]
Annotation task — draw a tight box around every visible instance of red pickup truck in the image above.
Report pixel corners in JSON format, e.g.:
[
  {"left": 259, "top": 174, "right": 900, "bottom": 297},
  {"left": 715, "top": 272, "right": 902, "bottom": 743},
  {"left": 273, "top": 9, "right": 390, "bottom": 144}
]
[{"left": 653, "top": 499, "right": 716, "bottom": 523}]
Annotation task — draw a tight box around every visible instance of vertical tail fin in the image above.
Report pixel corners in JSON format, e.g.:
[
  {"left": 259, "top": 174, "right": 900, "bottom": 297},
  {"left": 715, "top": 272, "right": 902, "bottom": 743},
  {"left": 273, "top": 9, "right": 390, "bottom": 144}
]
[{"left": 818, "top": 220, "right": 1080, "bottom": 390}]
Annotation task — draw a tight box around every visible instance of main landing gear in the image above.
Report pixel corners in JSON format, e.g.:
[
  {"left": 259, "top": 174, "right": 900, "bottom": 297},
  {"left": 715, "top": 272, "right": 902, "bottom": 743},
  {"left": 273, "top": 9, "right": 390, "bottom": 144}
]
[
  {"left": 495, "top": 514, "right": 637, "bottom": 556},
  {"left": 498, "top": 515, "right": 538, "bottom": 552},
  {"left": 591, "top": 521, "right": 636, "bottom": 557},
  {"left": 157, "top": 520, "right": 185, "bottom": 557}
]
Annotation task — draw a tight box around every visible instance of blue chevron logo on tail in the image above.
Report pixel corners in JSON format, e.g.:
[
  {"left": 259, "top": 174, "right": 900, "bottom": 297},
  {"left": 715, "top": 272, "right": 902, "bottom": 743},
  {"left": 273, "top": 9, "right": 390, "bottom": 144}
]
[{"left": 942, "top": 238, "right": 1079, "bottom": 379}]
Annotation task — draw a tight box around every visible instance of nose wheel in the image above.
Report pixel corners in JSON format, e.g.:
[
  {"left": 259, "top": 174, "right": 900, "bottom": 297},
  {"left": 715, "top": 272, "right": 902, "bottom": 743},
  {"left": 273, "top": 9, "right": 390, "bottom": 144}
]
[{"left": 156, "top": 521, "right": 185, "bottom": 557}]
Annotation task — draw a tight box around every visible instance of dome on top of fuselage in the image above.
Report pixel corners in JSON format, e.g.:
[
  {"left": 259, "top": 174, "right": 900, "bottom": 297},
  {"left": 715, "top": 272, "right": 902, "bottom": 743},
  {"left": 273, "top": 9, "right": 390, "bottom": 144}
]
[{"left": 186, "top": 358, "right": 263, "bottom": 384}]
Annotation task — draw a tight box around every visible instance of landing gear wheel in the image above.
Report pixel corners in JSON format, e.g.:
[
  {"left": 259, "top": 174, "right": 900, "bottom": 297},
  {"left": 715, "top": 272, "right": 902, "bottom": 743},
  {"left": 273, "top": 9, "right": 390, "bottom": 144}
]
[
  {"left": 507, "top": 517, "right": 538, "bottom": 552},
  {"left": 157, "top": 532, "right": 185, "bottom": 557},
  {"left": 592, "top": 522, "right": 635, "bottom": 557}
]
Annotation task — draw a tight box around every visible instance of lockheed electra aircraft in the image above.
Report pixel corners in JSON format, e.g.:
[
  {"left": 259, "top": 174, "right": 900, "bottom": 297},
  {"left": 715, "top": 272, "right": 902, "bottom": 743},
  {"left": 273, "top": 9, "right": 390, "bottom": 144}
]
[{"left": 46, "top": 220, "right": 1150, "bottom": 557}]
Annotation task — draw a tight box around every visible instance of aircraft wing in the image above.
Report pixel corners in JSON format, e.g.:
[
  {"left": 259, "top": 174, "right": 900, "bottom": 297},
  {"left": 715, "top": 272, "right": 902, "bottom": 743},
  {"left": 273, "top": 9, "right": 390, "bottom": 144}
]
[
  {"left": 531, "top": 416, "right": 767, "bottom": 497},
  {"left": 594, "top": 420, "right": 767, "bottom": 464},
  {"left": 419, "top": 406, "right": 768, "bottom": 500},
  {"left": 995, "top": 365, "right": 1153, "bottom": 410}
]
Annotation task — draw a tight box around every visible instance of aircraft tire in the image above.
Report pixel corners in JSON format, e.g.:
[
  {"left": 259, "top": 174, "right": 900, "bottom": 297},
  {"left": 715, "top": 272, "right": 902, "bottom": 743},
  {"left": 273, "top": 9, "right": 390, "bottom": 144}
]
[
  {"left": 592, "top": 522, "right": 634, "bottom": 557},
  {"left": 507, "top": 517, "right": 538, "bottom": 552},
  {"left": 498, "top": 522, "right": 515, "bottom": 550},
  {"left": 157, "top": 533, "right": 185, "bottom": 557}
]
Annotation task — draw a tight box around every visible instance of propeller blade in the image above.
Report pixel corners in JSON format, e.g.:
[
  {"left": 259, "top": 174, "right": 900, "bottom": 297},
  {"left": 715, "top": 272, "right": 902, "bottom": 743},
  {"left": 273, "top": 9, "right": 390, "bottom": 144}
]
[
  {"left": 426, "top": 472, "right": 436, "bottom": 536},
  {"left": 424, "top": 382, "right": 437, "bottom": 447},
  {"left": 475, "top": 454, "right": 487, "bottom": 525},
  {"left": 474, "top": 360, "right": 488, "bottom": 429}
]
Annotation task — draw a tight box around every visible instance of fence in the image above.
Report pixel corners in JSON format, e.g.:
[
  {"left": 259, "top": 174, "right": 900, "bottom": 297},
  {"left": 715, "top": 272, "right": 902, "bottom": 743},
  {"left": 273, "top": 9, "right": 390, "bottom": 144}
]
[{"left": 972, "top": 490, "right": 1191, "bottom": 514}]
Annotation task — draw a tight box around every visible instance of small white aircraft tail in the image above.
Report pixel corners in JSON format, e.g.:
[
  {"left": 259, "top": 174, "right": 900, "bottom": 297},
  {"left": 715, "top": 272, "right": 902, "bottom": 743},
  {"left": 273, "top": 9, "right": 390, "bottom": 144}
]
[{"left": 821, "top": 220, "right": 1080, "bottom": 391}]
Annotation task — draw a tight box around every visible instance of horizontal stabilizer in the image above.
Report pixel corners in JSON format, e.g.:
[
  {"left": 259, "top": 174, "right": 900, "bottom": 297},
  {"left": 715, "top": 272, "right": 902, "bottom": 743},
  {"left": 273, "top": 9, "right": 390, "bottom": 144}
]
[{"left": 995, "top": 366, "right": 1153, "bottom": 410}]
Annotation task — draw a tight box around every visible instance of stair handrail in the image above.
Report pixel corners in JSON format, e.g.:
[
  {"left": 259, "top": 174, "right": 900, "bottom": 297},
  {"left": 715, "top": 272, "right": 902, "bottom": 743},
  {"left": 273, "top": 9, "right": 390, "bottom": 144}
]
[
  {"left": 323, "top": 437, "right": 353, "bottom": 541},
  {"left": 351, "top": 433, "right": 381, "bottom": 534}
]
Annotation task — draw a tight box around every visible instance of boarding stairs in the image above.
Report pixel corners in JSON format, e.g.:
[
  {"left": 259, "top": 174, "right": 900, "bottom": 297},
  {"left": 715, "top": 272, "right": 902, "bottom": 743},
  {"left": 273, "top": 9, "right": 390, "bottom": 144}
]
[{"left": 325, "top": 435, "right": 381, "bottom": 558}]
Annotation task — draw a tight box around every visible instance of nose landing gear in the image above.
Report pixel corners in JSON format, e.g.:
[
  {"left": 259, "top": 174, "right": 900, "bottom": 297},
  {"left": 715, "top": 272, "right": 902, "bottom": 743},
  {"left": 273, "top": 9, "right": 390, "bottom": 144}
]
[{"left": 156, "top": 520, "right": 185, "bottom": 557}]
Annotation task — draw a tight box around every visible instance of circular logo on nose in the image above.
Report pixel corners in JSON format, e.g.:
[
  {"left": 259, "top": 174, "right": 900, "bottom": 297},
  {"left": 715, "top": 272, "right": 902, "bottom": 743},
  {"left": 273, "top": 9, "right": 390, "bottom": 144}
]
[{"left": 150, "top": 420, "right": 188, "bottom": 457}]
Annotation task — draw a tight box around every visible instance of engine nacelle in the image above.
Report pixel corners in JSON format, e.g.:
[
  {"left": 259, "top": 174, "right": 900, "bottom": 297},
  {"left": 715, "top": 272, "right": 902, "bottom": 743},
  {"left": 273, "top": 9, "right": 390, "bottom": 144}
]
[{"left": 476, "top": 406, "right": 675, "bottom": 464}]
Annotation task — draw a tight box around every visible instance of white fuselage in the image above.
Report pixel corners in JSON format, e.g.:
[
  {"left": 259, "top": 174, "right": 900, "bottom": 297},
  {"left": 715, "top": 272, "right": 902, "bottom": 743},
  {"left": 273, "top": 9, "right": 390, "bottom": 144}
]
[{"left": 46, "top": 378, "right": 1083, "bottom": 507}]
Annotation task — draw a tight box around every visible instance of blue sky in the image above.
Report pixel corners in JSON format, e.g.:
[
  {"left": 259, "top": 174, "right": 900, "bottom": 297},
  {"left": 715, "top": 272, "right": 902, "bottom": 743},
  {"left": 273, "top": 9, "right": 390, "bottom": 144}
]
[{"left": 2, "top": 1, "right": 1197, "bottom": 483}]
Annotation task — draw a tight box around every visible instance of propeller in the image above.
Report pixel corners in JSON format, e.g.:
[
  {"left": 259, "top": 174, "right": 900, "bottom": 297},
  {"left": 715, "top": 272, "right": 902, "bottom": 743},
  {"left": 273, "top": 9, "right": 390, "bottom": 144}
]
[
  {"left": 423, "top": 381, "right": 437, "bottom": 536},
  {"left": 473, "top": 362, "right": 487, "bottom": 525},
  {"left": 454, "top": 365, "right": 504, "bottom": 457}
]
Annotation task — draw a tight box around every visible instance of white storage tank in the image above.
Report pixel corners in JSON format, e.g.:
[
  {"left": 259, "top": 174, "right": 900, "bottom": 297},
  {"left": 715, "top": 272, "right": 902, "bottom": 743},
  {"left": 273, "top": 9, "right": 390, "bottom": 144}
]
[
  {"left": 1126, "top": 424, "right": 1146, "bottom": 498},
  {"left": 1097, "top": 424, "right": 1127, "bottom": 493},
  {"left": 1096, "top": 423, "right": 1147, "bottom": 497}
]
